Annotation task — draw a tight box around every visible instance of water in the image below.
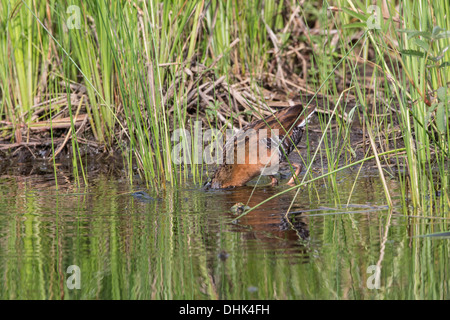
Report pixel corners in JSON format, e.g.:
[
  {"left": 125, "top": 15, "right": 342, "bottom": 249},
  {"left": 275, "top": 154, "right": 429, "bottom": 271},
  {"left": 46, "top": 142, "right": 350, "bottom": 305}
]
[{"left": 0, "top": 169, "right": 449, "bottom": 300}]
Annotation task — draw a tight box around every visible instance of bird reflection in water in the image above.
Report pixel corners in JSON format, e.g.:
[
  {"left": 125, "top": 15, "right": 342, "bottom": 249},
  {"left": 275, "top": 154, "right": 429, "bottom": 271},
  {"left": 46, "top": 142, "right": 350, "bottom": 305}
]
[{"left": 223, "top": 185, "right": 310, "bottom": 256}]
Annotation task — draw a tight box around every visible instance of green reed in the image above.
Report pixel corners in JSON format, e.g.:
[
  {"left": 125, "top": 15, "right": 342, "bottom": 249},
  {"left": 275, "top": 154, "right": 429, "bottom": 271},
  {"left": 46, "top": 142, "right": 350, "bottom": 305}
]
[
  {"left": 330, "top": 0, "right": 450, "bottom": 212},
  {"left": 398, "top": 0, "right": 450, "bottom": 211},
  {"left": 0, "top": 0, "right": 449, "bottom": 212}
]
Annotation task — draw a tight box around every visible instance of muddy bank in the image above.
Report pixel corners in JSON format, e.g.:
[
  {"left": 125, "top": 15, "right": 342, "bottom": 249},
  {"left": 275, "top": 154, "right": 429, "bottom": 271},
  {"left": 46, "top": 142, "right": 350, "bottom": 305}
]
[
  {"left": 0, "top": 108, "right": 404, "bottom": 184},
  {"left": 0, "top": 144, "right": 124, "bottom": 179}
]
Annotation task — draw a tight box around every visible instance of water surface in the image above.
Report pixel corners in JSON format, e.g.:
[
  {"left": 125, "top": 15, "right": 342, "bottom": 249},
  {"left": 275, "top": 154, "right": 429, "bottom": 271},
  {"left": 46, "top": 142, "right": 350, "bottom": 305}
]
[{"left": 0, "top": 168, "right": 449, "bottom": 299}]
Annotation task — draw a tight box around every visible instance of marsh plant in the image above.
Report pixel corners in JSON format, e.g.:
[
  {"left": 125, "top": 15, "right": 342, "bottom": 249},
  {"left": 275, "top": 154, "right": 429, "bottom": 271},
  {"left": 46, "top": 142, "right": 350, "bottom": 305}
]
[{"left": 0, "top": 0, "right": 449, "bottom": 213}]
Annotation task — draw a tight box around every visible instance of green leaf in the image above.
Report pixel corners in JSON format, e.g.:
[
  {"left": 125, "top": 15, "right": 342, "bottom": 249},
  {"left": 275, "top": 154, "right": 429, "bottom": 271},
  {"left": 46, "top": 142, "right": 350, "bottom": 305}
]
[
  {"left": 429, "top": 102, "right": 439, "bottom": 112},
  {"left": 432, "top": 26, "right": 445, "bottom": 38},
  {"left": 437, "top": 87, "right": 447, "bottom": 102},
  {"left": 413, "top": 38, "right": 430, "bottom": 53},
  {"left": 430, "top": 45, "right": 449, "bottom": 62},
  {"left": 401, "top": 50, "right": 425, "bottom": 58},
  {"left": 425, "top": 104, "right": 436, "bottom": 125},
  {"left": 435, "top": 102, "right": 447, "bottom": 134},
  {"left": 341, "top": 7, "right": 368, "bottom": 22},
  {"left": 397, "top": 29, "right": 432, "bottom": 40},
  {"left": 438, "top": 61, "right": 450, "bottom": 69},
  {"left": 397, "top": 28, "right": 416, "bottom": 33},
  {"left": 278, "top": 32, "right": 291, "bottom": 46},
  {"left": 343, "top": 22, "right": 367, "bottom": 29},
  {"left": 429, "top": 56, "right": 441, "bottom": 62},
  {"left": 435, "top": 31, "right": 450, "bottom": 39}
]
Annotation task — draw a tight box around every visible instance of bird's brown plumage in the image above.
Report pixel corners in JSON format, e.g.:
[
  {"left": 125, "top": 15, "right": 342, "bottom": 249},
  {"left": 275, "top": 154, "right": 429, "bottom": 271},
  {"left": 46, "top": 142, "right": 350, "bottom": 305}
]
[{"left": 205, "top": 103, "right": 316, "bottom": 189}]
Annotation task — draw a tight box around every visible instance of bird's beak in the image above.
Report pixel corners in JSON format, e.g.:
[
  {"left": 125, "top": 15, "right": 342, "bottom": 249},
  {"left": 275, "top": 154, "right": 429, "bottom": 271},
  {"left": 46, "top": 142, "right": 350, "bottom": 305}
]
[{"left": 202, "top": 180, "right": 212, "bottom": 190}]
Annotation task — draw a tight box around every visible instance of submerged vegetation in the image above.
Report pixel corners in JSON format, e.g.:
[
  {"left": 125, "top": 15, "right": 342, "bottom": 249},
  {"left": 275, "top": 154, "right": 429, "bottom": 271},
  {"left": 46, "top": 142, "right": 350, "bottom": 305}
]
[{"left": 0, "top": 0, "right": 449, "bottom": 213}]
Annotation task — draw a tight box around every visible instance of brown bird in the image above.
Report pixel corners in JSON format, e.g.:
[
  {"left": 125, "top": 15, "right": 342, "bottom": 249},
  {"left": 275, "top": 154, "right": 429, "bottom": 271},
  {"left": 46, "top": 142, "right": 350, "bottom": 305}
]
[{"left": 204, "top": 103, "right": 316, "bottom": 189}]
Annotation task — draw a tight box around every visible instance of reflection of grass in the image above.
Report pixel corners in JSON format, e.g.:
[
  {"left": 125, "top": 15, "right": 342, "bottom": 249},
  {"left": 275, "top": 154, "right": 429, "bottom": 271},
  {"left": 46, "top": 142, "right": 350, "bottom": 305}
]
[
  {"left": 0, "top": 1, "right": 449, "bottom": 211},
  {"left": 1, "top": 175, "right": 449, "bottom": 299},
  {"left": 235, "top": 148, "right": 406, "bottom": 221}
]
